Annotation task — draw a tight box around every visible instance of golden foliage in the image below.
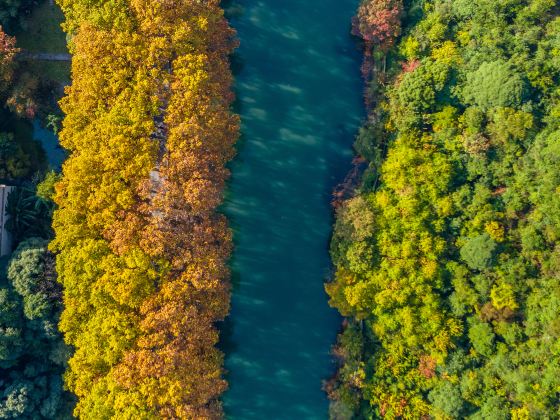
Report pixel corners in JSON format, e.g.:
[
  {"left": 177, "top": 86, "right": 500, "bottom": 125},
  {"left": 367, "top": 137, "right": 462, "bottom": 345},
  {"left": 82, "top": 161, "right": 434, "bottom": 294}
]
[{"left": 52, "top": 0, "right": 238, "bottom": 417}]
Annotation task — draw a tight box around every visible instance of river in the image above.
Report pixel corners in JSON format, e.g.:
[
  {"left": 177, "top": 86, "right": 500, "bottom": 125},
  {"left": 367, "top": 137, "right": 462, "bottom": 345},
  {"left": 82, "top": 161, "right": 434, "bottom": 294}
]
[{"left": 221, "top": 1, "right": 364, "bottom": 418}]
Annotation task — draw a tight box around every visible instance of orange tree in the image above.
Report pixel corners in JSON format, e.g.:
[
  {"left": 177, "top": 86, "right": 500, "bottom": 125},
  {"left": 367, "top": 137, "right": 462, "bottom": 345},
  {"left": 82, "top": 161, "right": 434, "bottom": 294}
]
[{"left": 51, "top": 0, "right": 238, "bottom": 417}]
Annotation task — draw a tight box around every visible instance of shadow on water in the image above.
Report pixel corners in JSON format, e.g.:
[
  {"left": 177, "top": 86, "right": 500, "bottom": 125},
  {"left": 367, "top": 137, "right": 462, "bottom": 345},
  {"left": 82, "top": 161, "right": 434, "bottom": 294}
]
[
  {"left": 230, "top": 52, "right": 246, "bottom": 78},
  {"left": 221, "top": 0, "right": 364, "bottom": 418},
  {"left": 32, "top": 120, "right": 65, "bottom": 170}
]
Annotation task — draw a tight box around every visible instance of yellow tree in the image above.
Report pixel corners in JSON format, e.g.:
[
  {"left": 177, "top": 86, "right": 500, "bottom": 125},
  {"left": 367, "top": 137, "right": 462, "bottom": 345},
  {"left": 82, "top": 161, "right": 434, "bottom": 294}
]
[{"left": 52, "top": 0, "right": 238, "bottom": 417}]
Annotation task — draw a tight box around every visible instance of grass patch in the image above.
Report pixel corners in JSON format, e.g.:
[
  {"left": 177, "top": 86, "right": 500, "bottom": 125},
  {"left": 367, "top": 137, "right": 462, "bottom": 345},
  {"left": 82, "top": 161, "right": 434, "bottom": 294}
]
[
  {"left": 14, "top": 1, "right": 67, "bottom": 54},
  {"left": 14, "top": 1, "right": 70, "bottom": 85},
  {"left": 24, "top": 60, "right": 70, "bottom": 85}
]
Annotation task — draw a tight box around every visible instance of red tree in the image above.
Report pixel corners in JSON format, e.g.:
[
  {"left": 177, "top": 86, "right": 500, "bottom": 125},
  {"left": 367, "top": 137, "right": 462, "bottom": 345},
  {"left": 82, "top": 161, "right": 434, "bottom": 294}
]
[{"left": 352, "top": 0, "right": 403, "bottom": 51}]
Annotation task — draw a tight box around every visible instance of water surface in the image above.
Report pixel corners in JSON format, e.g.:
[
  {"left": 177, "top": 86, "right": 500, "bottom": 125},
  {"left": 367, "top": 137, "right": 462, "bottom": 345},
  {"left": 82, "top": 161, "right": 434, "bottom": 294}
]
[
  {"left": 33, "top": 120, "right": 65, "bottom": 170},
  {"left": 222, "top": 1, "right": 364, "bottom": 418}
]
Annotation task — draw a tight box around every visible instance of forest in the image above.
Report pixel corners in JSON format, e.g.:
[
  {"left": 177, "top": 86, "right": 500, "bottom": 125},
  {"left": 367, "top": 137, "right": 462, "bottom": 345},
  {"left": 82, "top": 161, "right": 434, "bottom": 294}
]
[
  {"left": 2, "top": 0, "right": 560, "bottom": 418},
  {"left": 50, "top": 0, "right": 238, "bottom": 417},
  {"left": 327, "top": 0, "right": 560, "bottom": 418},
  {"left": 1, "top": 0, "right": 238, "bottom": 418}
]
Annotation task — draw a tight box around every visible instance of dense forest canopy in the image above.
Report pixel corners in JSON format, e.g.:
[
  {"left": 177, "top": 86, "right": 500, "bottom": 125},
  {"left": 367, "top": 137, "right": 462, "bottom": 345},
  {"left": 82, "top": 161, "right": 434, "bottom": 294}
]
[
  {"left": 51, "top": 0, "right": 238, "bottom": 417},
  {"left": 327, "top": 0, "right": 560, "bottom": 418}
]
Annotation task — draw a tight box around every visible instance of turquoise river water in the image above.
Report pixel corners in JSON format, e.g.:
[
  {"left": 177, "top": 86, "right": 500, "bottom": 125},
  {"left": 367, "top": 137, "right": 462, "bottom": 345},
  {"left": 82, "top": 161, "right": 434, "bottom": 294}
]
[{"left": 221, "top": 1, "right": 364, "bottom": 418}]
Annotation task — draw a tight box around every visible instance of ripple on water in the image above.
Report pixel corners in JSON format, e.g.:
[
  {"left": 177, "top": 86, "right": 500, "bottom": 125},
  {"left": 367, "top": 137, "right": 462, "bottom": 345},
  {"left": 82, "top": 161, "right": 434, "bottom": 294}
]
[{"left": 222, "top": 0, "right": 364, "bottom": 418}]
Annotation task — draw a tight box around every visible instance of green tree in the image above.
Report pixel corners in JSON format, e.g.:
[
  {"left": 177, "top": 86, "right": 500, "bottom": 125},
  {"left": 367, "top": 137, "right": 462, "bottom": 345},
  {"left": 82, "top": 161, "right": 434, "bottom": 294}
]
[
  {"left": 5, "top": 187, "right": 53, "bottom": 246},
  {"left": 463, "top": 61, "right": 528, "bottom": 110},
  {"left": 468, "top": 320, "right": 495, "bottom": 357},
  {"left": 429, "top": 381, "right": 465, "bottom": 418},
  {"left": 460, "top": 234, "right": 496, "bottom": 271},
  {"left": 0, "top": 132, "right": 30, "bottom": 179},
  {"left": 0, "top": 239, "right": 73, "bottom": 419}
]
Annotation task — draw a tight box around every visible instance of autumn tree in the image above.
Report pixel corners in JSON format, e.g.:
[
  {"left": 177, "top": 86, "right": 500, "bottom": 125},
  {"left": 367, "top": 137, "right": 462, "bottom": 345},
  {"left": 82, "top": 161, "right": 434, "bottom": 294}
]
[
  {"left": 52, "top": 0, "right": 238, "bottom": 417},
  {"left": 0, "top": 26, "right": 17, "bottom": 92},
  {"left": 352, "top": 0, "right": 403, "bottom": 51}
]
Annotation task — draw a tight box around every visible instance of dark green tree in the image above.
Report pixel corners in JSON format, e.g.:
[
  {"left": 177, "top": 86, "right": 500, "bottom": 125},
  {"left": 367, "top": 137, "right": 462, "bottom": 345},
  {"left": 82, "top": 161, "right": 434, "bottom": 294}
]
[
  {"left": 460, "top": 234, "right": 497, "bottom": 271},
  {"left": 4, "top": 187, "right": 53, "bottom": 247},
  {"left": 0, "top": 132, "right": 30, "bottom": 179},
  {"left": 0, "top": 238, "right": 73, "bottom": 419}
]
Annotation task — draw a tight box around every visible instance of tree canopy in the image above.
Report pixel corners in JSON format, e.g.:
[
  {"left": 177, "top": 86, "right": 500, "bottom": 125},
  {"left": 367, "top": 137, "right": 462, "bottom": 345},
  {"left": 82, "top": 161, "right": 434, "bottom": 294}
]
[
  {"left": 51, "top": 0, "right": 238, "bottom": 417},
  {"left": 327, "top": 0, "right": 560, "bottom": 418},
  {"left": 0, "top": 238, "right": 73, "bottom": 419}
]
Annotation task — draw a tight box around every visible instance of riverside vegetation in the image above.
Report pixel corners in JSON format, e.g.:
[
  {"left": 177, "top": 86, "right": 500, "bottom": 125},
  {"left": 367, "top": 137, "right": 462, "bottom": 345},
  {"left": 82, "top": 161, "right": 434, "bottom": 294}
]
[
  {"left": 0, "top": 0, "right": 238, "bottom": 418},
  {"left": 326, "top": 0, "right": 560, "bottom": 418},
  {"left": 0, "top": 1, "right": 74, "bottom": 417},
  {"left": 51, "top": 0, "right": 238, "bottom": 417}
]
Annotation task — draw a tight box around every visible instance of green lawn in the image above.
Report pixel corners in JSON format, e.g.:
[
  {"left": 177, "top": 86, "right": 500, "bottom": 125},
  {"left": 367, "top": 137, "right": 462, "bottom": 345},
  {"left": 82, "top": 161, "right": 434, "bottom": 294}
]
[
  {"left": 14, "top": 1, "right": 70, "bottom": 85},
  {"left": 15, "top": 1, "right": 67, "bottom": 54}
]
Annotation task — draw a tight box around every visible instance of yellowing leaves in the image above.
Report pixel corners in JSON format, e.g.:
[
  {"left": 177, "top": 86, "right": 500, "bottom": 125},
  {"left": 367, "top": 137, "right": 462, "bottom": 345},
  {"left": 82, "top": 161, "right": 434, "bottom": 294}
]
[
  {"left": 431, "top": 40, "right": 460, "bottom": 65},
  {"left": 485, "top": 220, "right": 505, "bottom": 242},
  {"left": 53, "top": 0, "right": 237, "bottom": 417},
  {"left": 490, "top": 282, "right": 518, "bottom": 311}
]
